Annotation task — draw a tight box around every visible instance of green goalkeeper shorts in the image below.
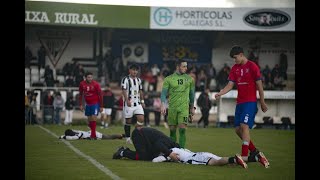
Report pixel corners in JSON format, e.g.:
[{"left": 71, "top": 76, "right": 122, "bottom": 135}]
[{"left": 168, "top": 108, "right": 189, "bottom": 125}]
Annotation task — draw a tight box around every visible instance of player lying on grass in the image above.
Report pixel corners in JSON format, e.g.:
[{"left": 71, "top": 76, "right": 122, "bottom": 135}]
[
  {"left": 59, "top": 129, "right": 125, "bottom": 140},
  {"left": 112, "top": 126, "right": 247, "bottom": 168}
]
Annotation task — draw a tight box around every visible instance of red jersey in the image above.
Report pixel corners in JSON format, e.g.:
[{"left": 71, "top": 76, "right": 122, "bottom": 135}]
[
  {"left": 228, "top": 60, "right": 262, "bottom": 104},
  {"left": 79, "top": 80, "right": 102, "bottom": 106}
]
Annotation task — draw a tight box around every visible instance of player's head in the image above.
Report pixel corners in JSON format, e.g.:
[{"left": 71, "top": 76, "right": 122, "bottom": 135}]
[
  {"left": 176, "top": 59, "right": 188, "bottom": 74},
  {"left": 84, "top": 72, "right": 93, "bottom": 83},
  {"left": 229, "top": 45, "right": 246, "bottom": 64},
  {"left": 129, "top": 63, "right": 139, "bottom": 77},
  {"left": 65, "top": 129, "right": 76, "bottom": 136}
]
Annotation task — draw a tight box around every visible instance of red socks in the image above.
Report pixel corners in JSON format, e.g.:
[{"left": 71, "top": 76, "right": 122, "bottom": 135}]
[
  {"left": 89, "top": 121, "right": 96, "bottom": 138},
  {"left": 242, "top": 140, "right": 256, "bottom": 156},
  {"left": 241, "top": 144, "right": 249, "bottom": 156},
  {"left": 249, "top": 140, "right": 256, "bottom": 152}
]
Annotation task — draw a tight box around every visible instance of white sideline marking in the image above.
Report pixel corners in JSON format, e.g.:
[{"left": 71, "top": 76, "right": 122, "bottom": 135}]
[{"left": 38, "top": 125, "right": 121, "bottom": 180}]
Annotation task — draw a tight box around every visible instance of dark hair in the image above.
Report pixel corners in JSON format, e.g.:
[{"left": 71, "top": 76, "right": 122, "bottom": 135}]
[
  {"left": 229, "top": 45, "right": 244, "bottom": 58},
  {"left": 85, "top": 71, "right": 93, "bottom": 77},
  {"left": 176, "top": 59, "right": 187, "bottom": 66},
  {"left": 64, "top": 129, "right": 76, "bottom": 136},
  {"left": 129, "top": 63, "right": 139, "bottom": 70}
]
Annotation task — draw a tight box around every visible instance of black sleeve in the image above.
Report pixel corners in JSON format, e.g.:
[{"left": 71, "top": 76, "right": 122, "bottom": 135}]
[{"left": 153, "top": 140, "right": 172, "bottom": 157}]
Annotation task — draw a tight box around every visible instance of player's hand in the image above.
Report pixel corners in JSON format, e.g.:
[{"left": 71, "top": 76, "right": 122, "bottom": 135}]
[
  {"left": 215, "top": 93, "right": 221, "bottom": 100},
  {"left": 161, "top": 104, "right": 166, "bottom": 115},
  {"left": 79, "top": 105, "right": 84, "bottom": 112},
  {"left": 127, "top": 99, "right": 132, "bottom": 107},
  {"left": 261, "top": 102, "right": 268, "bottom": 113},
  {"left": 141, "top": 103, "right": 146, "bottom": 108},
  {"left": 99, "top": 107, "right": 103, "bottom": 113},
  {"left": 168, "top": 152, "right": 180, "bottom": 162},
  {"left": 190, "top": 106, "right": 196, "bottom": 116}
]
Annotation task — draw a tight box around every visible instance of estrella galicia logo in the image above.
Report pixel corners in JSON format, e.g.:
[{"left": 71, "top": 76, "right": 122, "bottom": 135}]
[
  {"left": 154, "top": 8, "right": 172, "bottom": 26},
  {"left": 243, "top": 9, "right": 291, "bottom": 29}
]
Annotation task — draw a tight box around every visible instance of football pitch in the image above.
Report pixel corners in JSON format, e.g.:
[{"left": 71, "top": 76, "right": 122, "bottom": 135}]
[{"left": 25, "top": 125, "right": 295, "bottom": 180}]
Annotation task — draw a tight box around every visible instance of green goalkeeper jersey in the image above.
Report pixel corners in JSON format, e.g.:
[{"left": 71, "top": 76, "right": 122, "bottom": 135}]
[{"left": 162, "top": 72, "right": 195, "bottom": 111}]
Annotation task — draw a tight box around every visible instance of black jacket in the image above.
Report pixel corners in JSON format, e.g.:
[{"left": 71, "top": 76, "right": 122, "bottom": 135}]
[
  {"left": 131, "top": 127, "right": 180, "bottom": 161},
  {"left": 197, "top": 92, "right": 212, "bottom": 109}
]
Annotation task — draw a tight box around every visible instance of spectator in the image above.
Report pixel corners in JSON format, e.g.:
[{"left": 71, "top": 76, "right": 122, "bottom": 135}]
[
  {"left": 65, "top": 75, "right": 75, "bottom": 87},
  {"left": 100, "top": 84, "right": 115, "bottom": 128},
  {"left": 196, "top": 88, "right": 212, "bottom": 128},
  {"left": 25, "top": 90, "right": 32, "bottom": 124},
  {"left": 37, "top": 45, "right": 46, "bottom": 69},
  {"left": 143, "top": 94, "right": 153, "bottom": 127},
  {"left": 25, "top": 46, "right": 33, "bottom": 68},
  {"left": 279, "top": 53, "right": 288, "bottom": 80},
  {"left": 151, "top": 64, "right": 160, "bottom": 88},
  {"left": 196, "top": 69, "right": 207, "bottom": 92},
  {"left": 262, "top": 65, "right": 272, "bottom": 89},
  {"left": 53, "top": 92, "right": 65, "bottom": 125},
  {"left": 153, "top": 96, "right": 162, "bottom": 126},
  {"left": 44, "top": 65, "right": 55, "bottom": 87},
  {"left": 43, "top": 90, "right": 54, "bottom": 124},
  {"left": 64, "top": 96, "right": 75, "bottom": 125},
  {"left": 62, "top": 62, "right": 73, "bottom": 77},
  {"left": 30, "top": 93, "right": 39, "bottom": 124}
]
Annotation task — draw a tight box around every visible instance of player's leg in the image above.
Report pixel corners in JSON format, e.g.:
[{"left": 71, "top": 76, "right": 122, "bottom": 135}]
[
  {"left": 168, "top": 109, "right": 178, "bottom": 143},
  {"left": 69, "top": 110, "right": 73, "bottom": 125},
  {"left": 203, "top": 108, "right": 209, "bottom": 128},
  {"left": 134, "top": 105, "right": 145, "bottom": 127},
  {"left": 124, "top": 106, "right": 134, "bottom": 144},
  {"left": 177, "top": 110, "right": 189, "bottom": 148},
  {"left": 239, "top": 102, "right": 269, "bottom": 167},
  {"left": 100, "top": 108, "right": 106, "bottom": 127},
  {"left": 64, "top": 110, "right": 69, "bottom": 125},
  {"left": 85, "top": 104, "right": 99, "bottom": 139},
  {"left": 101, "top": 133, "right": 124, "bottom": 139},
  {"left": 105, "top": 108, "right": 112, "bottom": 128},
  {"left": 113, "top": 146, "right": 135, "bottom": 160}
]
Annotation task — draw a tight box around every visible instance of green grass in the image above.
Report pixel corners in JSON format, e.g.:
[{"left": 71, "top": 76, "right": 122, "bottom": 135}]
[{"left": 25, "top": 125, "right": 295, "bottom": 180}]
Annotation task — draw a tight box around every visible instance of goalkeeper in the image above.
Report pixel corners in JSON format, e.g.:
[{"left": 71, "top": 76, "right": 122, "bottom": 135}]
[{"left": 160, "top": 59, "right": 196, "bottom": 148}]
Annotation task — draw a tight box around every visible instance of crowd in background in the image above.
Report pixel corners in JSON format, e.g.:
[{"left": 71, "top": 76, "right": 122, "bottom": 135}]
[{"left": 25, "top": 45, "right": 290, "bottom": 92}]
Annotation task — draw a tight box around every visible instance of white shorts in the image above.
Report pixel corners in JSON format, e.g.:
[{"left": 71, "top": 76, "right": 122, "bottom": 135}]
[
  {"left": 102, "top": 108, "right": 112, "bottom": 115},
  {"left": 123, "top": 104, "right": 144, "bottom": 119},
  {"left": 171, "top": 148, "right": 221, "bottom": 165}
]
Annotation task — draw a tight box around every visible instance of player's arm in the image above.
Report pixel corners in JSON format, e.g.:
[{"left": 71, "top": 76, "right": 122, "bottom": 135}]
[
  {"left": 160, "top": 78, "right": 169, "bottom": 115},
  {"left": 78, "top": 83, "right": 84, "bottom": 111},
  {"left": 97, "top": 83, "right": 103, "bottom": 112},
  {"left": 215, "top": 81, "right": 234, "bottom": 100},
  {"left": 189, "top": 77, "right": 196, "bottom": 115},
  {"left": 121, "top": 77, "right": 131, "bottom": 106},
  {"left": 256, "top": 79, "right": 268, "bottom": 112},
  {"left": 139, "top": 80, "right": 145, "bottom": 107}
]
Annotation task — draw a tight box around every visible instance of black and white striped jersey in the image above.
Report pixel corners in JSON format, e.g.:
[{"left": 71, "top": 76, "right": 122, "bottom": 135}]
[{"left": 121, "top": 75, "right": 143, "bottom": 106}]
